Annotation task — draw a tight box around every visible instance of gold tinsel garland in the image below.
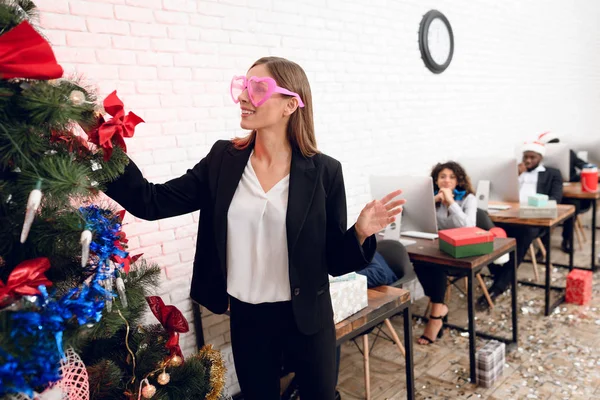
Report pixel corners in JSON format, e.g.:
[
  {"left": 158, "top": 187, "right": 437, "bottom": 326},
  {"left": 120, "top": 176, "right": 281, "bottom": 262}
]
[{"left": 196, "top": 344, "right": 226, "bottom": 400}]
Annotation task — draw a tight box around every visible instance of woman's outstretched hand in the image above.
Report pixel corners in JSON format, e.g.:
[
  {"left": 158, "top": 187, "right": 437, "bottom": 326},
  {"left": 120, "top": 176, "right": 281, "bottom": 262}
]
[{"left": 355, "top": 189, "right": 405, "bottom": 244}]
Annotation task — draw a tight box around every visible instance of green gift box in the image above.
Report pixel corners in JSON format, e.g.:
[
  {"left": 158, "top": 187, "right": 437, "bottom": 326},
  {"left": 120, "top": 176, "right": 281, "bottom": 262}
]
[
  {"left": 528, "top": 194, "right": 549, "bottom": 207},
  {"left": 439, "top": 240, "right": 494, "bottom": 258},
  {"left": 438, "top": 227, "right": 495, "bottom": 258}
]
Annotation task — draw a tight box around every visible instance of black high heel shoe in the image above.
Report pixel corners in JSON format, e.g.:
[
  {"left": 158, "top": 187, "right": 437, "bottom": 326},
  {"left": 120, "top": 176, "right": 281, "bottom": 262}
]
[{"left": 418, "top": 308, "right": 448, "bottom": 345}]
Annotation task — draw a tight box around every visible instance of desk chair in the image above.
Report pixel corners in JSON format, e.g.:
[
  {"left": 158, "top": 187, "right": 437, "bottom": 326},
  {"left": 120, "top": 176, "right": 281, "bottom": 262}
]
[
  {"left": 575, "top": 216, "right": 587, "bottom": 249},
  {"left": 527, "top": 238, "right": 544, "bottom": 281}
]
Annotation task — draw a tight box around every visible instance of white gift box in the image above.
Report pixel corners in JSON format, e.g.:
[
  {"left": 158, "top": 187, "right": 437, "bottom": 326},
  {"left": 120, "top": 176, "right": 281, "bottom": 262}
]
[
  {"left": 519, "top": 200, "right": 558, "bottom": 219},
  {"left": 329, "top": 273, "right": 368, "bottom": 324}
]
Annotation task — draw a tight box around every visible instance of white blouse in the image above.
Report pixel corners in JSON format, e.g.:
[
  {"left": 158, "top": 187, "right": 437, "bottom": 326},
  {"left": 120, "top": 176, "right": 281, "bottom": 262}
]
[{"left": 226, "top": 153, "right": 291, "bottom": 304}]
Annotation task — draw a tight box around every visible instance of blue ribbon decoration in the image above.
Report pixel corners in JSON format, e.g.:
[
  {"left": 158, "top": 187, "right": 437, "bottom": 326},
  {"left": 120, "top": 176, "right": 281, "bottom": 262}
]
[{"left": 0, "top": 205, "right": 130, "bottom": 397}]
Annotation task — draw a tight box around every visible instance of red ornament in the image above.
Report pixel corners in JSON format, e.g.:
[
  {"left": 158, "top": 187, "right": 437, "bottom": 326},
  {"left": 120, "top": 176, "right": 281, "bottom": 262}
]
[
  {"left": 86, "top": 91, "right": 144, "bottom": 160},
  {"left": 146, "top": 296, "right": 190, "bottom": 361},
  {"left": 0, "top": 257, "right": 53, "bottom": 305},
  {"left": 0, "top": 21, "right": 63, "bottom": 80}
]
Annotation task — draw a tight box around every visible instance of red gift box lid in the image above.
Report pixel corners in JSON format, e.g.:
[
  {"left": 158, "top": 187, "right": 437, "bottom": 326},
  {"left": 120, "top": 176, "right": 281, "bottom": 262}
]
[
  {"left": 567, "top": 269, "right": 593, "bottom": 280},
  {"left": 438, "top": 227, "right": 494, "bottom": 247}
]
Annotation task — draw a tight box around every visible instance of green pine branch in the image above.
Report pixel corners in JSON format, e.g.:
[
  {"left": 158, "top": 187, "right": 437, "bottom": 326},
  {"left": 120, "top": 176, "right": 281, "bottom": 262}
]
[
  {"left": 73, "top": 261, "right": 162, "bottom": 347},
  {"left": 0, "top": 1, "right": 37, "bottom": 35},
  {"left": 87, "top": 360, "right": 126, "bottom": 400}
]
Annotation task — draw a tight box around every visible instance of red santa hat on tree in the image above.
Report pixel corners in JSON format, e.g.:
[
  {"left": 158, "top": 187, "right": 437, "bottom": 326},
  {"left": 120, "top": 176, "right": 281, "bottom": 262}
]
[
  {"left": 0, "top": 20, "right": 63, "bottom": 80},
  {"left": 522, "top": 140, "right": 546, "bottom": 157}
]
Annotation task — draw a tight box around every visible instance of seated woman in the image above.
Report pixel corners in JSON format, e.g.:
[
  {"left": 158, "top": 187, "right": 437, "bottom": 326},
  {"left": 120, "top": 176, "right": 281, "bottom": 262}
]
[{"left": 414, "top": 161, "right": 477, "bottom": 345}]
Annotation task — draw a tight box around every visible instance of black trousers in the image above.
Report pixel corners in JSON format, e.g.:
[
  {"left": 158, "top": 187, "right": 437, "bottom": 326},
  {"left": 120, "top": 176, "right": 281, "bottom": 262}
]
[
  {"left": 414, "top": 262, "right": 448, "bottom": 304},
  {"left": 488, "top": 225, "right": 542, "bottom": 291},
  {"left": 561, "top": 198, "right": 593, "bottom": 242},
  {"left": 229, "top": 296, "right": 336, "bottom": 400}
]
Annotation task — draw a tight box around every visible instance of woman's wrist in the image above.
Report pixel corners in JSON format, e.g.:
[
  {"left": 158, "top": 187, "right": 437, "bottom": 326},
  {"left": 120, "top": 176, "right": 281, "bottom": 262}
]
[{"left": 354, "top": 225, "right": 368, "bottom": 245}]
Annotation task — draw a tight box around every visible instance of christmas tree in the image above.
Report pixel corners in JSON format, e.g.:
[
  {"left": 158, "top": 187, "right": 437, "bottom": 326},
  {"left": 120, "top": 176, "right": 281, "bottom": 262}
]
[{"left": 0, "top": 2, "right": 226, "bottom": 399}]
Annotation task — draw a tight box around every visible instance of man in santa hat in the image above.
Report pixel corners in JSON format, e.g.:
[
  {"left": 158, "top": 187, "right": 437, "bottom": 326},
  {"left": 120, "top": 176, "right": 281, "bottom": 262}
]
[
  {"left": 478, "top": 140, "right": 563, "bottom": 309},
  {"left": 538, "top": 132, "right": 592, "bottom": 253}
]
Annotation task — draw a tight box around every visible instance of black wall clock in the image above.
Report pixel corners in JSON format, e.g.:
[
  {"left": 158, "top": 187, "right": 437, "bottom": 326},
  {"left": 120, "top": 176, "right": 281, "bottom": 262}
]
[{"left": 419, "top": 10, "right": 454, "bottom": 74}]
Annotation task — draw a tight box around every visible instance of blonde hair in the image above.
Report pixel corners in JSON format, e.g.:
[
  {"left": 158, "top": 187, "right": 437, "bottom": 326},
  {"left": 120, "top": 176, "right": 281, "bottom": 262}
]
[{"left": 232, "top": 57, "right": 319, "bottom": 157}]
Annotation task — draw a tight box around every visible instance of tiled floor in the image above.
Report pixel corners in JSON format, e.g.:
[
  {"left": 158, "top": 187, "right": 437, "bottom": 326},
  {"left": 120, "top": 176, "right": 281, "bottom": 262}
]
[{"left": 337, "top": 216, "right": 600, "bottom": 400}]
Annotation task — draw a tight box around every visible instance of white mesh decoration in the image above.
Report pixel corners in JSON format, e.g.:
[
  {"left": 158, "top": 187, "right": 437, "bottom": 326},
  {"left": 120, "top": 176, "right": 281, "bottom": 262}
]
[
  {"left": 8, "top": 349, "right": 88, "bottom": 400},
  {"left": 55, "top": 348, "right": 89, "bottom": 400}
]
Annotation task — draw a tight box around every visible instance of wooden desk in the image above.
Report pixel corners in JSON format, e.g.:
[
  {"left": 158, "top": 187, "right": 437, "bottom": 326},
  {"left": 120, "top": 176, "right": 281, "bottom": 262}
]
[
  {"left": 489, "top": 202, "right": 576, "bottom": 316},
  {"left": 563, "top": 183, "right": 600, "bottom": 271},
  {"left": 563, "top": 183, "right": 600, "bottom": 200},
  {"left": 488, "top": 202, "right": 574, "bottom": 227},
  {"left": 405, "top": 237, "right": 518, "bottom": 383},
  {"left": 335, "top": 286, "right": 414, "bottom": 400}
]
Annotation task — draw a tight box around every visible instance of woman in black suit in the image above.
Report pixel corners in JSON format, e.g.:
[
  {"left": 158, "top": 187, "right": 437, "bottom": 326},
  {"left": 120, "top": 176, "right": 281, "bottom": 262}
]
[{"left": 104, "top": 57, "right": 403, "bottom": 400}]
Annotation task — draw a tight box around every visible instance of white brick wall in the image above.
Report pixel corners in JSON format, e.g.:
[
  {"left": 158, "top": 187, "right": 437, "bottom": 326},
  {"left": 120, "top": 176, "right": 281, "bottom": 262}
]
[{"left": 38, "top": 0, "right": 600, "bottom": 395}]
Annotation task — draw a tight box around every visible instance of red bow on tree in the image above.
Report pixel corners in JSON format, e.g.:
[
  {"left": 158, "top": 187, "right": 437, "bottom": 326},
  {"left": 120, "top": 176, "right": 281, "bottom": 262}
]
[
  {"left": 109, "top": 210, "right": 142, "bottom": 273},
  {"left": 0, "top": 21, "right": 63, "bottom": 80},
  {"left": 0, "top": 258, "right": 53, "bottom": 305},
  {"left": 86, "top": 91, "right": 144, "bottom": 160},
  {"left": 146, "top": 296, "right": 190, "bottom": 361}
]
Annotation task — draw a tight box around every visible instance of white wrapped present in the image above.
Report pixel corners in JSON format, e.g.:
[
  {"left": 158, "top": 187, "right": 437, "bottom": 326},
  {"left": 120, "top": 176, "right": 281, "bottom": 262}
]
[
  {"left": 329, "top": 273, "right": 368, "bottom": 323},
  {"left": 519, "top": 200, "right": 558, "bottom": 219}
]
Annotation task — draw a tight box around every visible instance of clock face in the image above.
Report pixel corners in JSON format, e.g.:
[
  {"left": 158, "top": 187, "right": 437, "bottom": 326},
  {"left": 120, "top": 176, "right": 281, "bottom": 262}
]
[
  {"left": 419, "top": 10, "right": 454, "bottom": 74},
  {"left": 427, "top": 18, "right": 452, "bottom": 66}
]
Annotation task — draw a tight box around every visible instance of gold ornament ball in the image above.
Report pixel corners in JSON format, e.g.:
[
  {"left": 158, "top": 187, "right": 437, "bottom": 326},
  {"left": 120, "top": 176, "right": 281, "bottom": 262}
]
[
  {"left": 157, "top": 372, "right": 171, "bottom": 385},
  {"left": 142, "top": 384, "right": 156, "bottom": 398},
  {"left": 169, "top": 355, "right": 183, "bottom": 367},
  {"left": 69, "top": 90, "right": 86, "bottom": 106}
]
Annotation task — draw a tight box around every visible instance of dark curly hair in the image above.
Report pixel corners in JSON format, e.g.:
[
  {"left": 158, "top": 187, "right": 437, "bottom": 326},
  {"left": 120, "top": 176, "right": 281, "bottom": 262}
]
[{"left": 431, "top": 161, "right": 475, "bottom": 195}]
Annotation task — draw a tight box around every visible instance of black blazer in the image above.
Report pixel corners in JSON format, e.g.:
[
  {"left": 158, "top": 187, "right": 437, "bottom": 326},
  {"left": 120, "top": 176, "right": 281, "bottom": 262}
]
[
  {"left": 105, "top": 140, "right": 376, "bottom": 335},
  {"left": 536, "top": 166, "right": 563, "bottom": 203}
]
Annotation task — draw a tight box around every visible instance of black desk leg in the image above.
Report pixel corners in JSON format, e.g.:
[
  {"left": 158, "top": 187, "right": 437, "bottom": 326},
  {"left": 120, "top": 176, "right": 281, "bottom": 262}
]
[
  {"left": 467, "top": 269, "right": 476, "bottom": 383},
  {"left": 510, "top": 249, "right": 518, "bottom": 344},
  {"left": 570, "top": 214, "right": 575, "bottom": 270},
  {"left": 544, "top": 227, "right": 552, "bottom": 316},
  {"left": 592, "top": 200, "right": 597, "bottom": 272},
  {"left": 403, "top": 306, "right": 415, "bottom": 400}
]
